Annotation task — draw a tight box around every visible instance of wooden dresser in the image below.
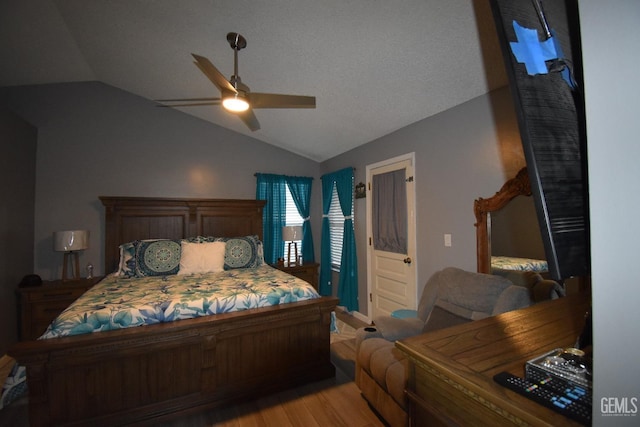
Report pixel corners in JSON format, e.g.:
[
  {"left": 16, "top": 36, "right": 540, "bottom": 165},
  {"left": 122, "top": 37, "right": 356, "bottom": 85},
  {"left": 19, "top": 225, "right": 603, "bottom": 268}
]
[
  {"left": 396, "top": 292, "right": 591, "bottom": 426},
  {"left": 271, "top": 262, "right": 319, "bottom": 290},
  {"left": 16, "top": 277, "right": 102, "bottom": 340}
]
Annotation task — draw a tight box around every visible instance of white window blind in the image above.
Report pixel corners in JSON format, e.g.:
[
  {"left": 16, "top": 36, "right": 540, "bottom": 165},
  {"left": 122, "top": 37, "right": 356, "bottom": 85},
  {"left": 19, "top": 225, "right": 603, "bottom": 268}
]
[
  {"left": 328, "top": 185, "right": 344, "bottom": 270},
  {"left": 284, "top": 186, "right": 304, "bottom": 259}
]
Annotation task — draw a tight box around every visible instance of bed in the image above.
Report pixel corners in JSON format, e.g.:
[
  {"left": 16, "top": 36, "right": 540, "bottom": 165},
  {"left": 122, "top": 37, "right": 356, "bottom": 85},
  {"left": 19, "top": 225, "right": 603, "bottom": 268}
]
[{"left": 9, "top": 197, "right": 338, "bottom": 426}]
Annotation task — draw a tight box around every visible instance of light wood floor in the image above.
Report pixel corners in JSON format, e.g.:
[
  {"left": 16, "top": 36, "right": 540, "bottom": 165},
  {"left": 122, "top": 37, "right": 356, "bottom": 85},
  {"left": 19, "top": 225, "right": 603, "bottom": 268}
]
[{"left": 156, "top": 370, "right": 385, "bottom": 427}]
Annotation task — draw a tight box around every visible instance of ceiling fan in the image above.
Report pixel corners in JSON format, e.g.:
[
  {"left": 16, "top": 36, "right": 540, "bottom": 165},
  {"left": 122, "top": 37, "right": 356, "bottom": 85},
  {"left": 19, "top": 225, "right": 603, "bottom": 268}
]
[{"left": 156, "top": 32, "right": 316, "bottom": 131}]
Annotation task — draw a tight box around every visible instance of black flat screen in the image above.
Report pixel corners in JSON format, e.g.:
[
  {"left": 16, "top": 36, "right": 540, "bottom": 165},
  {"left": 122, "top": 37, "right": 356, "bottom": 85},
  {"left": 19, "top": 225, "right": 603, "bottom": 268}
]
[{"left": 489, "top": 0, "right": 590, "bottom": 280}]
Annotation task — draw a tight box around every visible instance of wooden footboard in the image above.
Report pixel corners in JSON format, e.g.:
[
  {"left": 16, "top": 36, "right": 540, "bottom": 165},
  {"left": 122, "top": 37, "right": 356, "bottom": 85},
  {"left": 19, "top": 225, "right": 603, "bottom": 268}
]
[{"left": 10, "top": 296, "right": 338, "bottom": 426}]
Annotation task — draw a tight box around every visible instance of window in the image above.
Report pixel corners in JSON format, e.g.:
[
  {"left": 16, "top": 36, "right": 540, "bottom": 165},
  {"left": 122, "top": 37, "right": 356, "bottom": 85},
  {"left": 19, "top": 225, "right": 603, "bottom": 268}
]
[
  {"left": 284, "top": 186, "right": 304, "bottom": 262},
  {"left": 328, "top": 183, "right": 353, "bottom": 270}
]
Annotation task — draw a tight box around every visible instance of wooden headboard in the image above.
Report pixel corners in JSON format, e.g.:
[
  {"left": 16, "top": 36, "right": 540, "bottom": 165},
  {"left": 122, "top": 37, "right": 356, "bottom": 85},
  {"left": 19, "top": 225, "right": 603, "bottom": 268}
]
[
  {"left": 99, "top": 197, "right": 266, "bottom": 274},
  {"left": 474, "top": 168, "right": 532, "bottom": 274}
]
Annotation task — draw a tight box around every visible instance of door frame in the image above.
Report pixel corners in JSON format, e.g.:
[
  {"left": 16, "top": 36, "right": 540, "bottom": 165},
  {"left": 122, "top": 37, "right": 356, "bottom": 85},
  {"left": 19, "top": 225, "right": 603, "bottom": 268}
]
[{"left": 365, "top": 152, "right": 418, "bottom": 322}]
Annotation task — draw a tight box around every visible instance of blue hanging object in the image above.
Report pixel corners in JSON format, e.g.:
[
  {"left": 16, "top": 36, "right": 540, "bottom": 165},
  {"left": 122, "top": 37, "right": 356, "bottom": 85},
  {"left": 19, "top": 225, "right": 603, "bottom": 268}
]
[
  {"left": 509, "top": 21, "right": 576, "bottom": 88},
  {"left": 509, "top": 20, "right": 558, "bottom": 75}
]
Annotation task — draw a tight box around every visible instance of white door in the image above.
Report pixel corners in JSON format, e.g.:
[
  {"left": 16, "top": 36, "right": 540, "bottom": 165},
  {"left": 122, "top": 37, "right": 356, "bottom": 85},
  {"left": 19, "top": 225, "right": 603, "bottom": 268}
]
[{"left": 366, "top": 153, "right": 417, "bottom": 320}]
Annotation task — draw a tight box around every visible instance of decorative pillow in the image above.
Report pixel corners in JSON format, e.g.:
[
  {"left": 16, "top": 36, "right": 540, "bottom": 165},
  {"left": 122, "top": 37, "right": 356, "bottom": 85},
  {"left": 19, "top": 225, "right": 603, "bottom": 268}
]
[
  {"left": 220, "top": 235, "right": 263, "bottom": 269},
  {"left": 255, "top": 239, "right": 265, "bottom": 265},
  {"left": 184, "top": 235, "right": 264, "bottom": 269},
  {"left": 178, "top": 241, "right": 226, "bottom": 275},
  {"left": 134, "top": 239, "right": 182, "bottom": 277},
  {"left": 114, "top": 241, "right": 136, "bottom": 277},
  {"left": 184, "top": 236, "right": 212, "bottom": 243}
]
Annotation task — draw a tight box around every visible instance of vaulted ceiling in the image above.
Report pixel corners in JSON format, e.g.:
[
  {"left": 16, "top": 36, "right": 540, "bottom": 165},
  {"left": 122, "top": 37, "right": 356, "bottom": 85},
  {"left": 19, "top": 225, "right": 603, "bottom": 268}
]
[{"left": 0, "top": 0, "right": 507, "bottom": 161}]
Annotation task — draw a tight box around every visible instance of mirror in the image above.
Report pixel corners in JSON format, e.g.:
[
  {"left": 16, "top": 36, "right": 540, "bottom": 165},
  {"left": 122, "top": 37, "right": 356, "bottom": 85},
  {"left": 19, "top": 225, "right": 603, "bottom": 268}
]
[
  {"left": 474, "top": 167, "right": 547, "bottom": 274},
  {"left": 492, "top": 194, "right": 546, "bottom": 262}
]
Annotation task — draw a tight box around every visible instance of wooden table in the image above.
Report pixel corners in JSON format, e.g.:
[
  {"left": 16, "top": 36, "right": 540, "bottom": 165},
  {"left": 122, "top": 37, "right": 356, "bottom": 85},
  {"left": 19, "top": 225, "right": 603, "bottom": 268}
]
[{"left": 396, "top": 292, "right": 591, "bottom": 426}]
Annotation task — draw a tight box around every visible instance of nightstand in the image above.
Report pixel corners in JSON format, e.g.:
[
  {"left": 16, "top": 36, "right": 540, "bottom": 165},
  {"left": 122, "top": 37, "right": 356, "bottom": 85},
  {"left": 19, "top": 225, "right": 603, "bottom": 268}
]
[
  {"left": 16, "top": 277, "right": 102, "bottom": 340},
  {"left": 272, "top": 262, "right": 319, "bottom": 290}
]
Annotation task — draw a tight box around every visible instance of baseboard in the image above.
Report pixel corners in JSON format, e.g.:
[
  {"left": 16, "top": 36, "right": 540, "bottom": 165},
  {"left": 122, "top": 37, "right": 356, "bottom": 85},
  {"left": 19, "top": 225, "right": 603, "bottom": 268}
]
[
  {"left": 336, "top": 306, "right": 371, "bottom": 326},
  {"left": 351, "top": 310, "right": 371, "bottom": 325}
]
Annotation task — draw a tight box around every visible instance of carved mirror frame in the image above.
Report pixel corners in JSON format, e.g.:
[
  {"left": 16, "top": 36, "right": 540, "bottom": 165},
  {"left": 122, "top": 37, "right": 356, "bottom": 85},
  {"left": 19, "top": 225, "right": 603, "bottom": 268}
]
[{"left": 474, "top": 167, "right": 532, "bottom": 274}]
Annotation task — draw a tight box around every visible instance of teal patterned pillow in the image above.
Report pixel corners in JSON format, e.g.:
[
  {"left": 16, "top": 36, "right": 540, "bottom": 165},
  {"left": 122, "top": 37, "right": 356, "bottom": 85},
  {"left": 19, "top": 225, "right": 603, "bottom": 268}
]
[
  {"left": 134, "top": 239, "right": 182, "bottom": 277},
  {"left": 222, "top": 236, "right": 262, "bottom": 269}
]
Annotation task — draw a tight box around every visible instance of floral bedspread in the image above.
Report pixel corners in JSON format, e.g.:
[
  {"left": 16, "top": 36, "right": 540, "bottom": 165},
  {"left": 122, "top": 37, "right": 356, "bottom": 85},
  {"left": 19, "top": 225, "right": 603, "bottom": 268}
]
[
  {"left": 491, "top": 255, "right": 548, "bottom": 272},
  {"left": 40, "top": 265, "right": 319, "bottom": 339}
]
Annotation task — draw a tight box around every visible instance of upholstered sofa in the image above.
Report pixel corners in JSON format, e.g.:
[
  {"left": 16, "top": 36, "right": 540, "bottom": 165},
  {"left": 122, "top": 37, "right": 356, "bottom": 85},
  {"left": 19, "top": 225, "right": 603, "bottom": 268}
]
[{"left": 355, "top": 267, "right": 542, "bottom": 427}]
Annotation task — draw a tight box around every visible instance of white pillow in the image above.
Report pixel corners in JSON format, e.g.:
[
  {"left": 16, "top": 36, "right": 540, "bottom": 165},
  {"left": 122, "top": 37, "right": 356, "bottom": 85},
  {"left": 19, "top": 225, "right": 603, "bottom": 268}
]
[{"left": 178, "top": 241, "right": 226, "bottom": 275}]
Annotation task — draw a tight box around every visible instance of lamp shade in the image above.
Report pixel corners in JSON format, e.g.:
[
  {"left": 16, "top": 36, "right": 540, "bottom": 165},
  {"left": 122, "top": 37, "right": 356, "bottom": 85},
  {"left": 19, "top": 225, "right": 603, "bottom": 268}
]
[
  {"left": 53, "top": 230, "right": 89, "bottom": 252},
  {"left": 282, "top": 225, "right": 303, "bottom": 241}
]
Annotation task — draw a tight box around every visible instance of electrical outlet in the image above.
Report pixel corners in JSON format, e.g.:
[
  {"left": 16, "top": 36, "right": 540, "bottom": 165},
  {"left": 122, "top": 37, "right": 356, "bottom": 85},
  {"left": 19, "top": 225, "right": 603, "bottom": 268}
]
[{"left": 444, "top": 234, "right": 452, "bottom": 247}]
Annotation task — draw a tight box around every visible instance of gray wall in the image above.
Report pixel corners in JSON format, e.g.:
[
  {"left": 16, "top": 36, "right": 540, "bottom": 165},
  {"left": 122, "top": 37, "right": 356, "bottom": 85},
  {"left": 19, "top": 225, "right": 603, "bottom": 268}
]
[
  {"left": 321, "top": 86, "right": 525, "bottom": 312},
  {"left": 1, "top": 81, "right": 522, "bottom": 345},
  {"left": 581, "top": 1, "right": 640, "bottom": 425},
  {"left": 2, "top": 82, "right": 522, "bottom": 307},
  {"left": 0, "top": 82, "right": 322, "bottom": 280},
  {"left": 0, "top": 108, "right": 37, "bottom": 353}
]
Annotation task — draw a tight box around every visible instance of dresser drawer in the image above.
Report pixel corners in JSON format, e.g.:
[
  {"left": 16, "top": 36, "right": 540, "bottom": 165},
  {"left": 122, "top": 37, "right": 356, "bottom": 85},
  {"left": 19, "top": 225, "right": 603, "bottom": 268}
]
[
  {"left": 31, "top": 299, "right": 75, "bottom": 323},
  {"left": 29, "top": 300, "right": 77, "bottom": 338},
  {"left": 17, "top": 277, "right": 101, "bottom": 340},
  {"left": 26, "top": 286, "right": 88, "bottom": 302}
]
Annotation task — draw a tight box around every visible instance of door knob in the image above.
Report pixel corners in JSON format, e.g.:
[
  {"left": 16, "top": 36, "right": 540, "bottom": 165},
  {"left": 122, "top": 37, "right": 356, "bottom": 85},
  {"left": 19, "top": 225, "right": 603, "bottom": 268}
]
[{"left": 403, "top": 257, "right": 412, "bottom": 264}]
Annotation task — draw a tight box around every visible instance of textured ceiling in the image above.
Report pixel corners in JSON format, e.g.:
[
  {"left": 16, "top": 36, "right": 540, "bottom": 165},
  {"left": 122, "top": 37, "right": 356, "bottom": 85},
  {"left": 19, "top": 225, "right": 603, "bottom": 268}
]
[{"left": 0, "top": 0, "right": 507, "bottom": 161}]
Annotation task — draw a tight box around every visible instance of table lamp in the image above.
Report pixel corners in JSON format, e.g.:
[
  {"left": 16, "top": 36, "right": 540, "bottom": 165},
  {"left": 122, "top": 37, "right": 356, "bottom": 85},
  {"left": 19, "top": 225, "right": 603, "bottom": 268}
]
[
  {"left": 53, "top": 230, "right": 89, "bottom": 281},
  {"left": 282, "top": 225, "right": 302, "bottom": 266}
]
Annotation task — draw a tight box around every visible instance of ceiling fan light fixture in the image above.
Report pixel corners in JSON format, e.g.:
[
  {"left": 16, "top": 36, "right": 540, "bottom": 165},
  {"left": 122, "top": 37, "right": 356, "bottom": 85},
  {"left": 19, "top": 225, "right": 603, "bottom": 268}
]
[
  {"left": 222, "top": 93, "right": 249, "bottom": 112},
  {"left": 172, "top": 34, "right": 315, "bottom": 131}
]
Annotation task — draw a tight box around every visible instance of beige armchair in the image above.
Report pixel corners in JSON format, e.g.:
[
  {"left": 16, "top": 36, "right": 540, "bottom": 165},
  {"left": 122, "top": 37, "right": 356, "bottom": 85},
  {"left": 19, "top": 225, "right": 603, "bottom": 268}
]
[{"left": 355, "top": 267, "right": 534, "bottom": 427}]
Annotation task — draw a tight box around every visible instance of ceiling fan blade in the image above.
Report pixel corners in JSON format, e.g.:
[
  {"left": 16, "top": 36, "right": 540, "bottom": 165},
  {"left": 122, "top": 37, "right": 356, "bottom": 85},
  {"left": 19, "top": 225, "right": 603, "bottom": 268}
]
[
  {"left": 192, "top": 53, "right": 237, "bottom": 94},
  {"left": 249, "top": 93, "right": 316, "bottom": 109},
  {"left": 156, "top": 97, "right": 220, "bottom": 102},
  {"left": 238, "top": 108, "right": 260, "bottom": 131},
  {"left": 157, "top": 101, "right": 220, "bottom": 107}
]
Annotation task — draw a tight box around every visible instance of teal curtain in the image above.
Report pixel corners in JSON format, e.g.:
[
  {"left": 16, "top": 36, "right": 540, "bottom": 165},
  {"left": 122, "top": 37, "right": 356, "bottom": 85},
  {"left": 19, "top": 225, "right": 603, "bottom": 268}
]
[
  {"left": 255, "top": 173, "right": 286, "bottom": 264},
  {"left": 319, "top": 176, "right": 335, "bottom": 296},
  {"left": 286, "top": 176, "right": 315, "bottom": 263},
  {"left": 334, "top": 168, "right": 358, "bottom": 312},
  {"left": 320, "top": 167, "right": 358, "bottom": 311}
]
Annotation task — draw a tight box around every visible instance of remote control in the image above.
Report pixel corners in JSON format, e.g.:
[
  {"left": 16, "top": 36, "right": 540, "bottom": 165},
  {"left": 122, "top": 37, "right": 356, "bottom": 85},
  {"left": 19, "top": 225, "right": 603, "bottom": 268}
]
[
  {"left": 526, "top": 368, "right": 592, "bottom": 408},
  {"left": 493, "top": 371, "right": 591, "bottom": 425}
]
